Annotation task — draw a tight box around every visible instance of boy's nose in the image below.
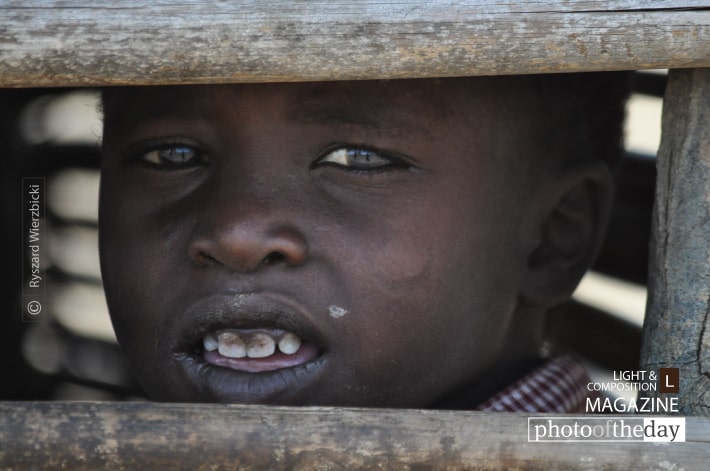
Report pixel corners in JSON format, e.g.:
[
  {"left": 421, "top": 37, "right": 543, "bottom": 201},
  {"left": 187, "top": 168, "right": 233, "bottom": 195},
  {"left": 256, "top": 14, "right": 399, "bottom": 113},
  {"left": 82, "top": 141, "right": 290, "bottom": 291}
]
[{"left": 187, "top": 190, "right": 309, "bottom": 273}]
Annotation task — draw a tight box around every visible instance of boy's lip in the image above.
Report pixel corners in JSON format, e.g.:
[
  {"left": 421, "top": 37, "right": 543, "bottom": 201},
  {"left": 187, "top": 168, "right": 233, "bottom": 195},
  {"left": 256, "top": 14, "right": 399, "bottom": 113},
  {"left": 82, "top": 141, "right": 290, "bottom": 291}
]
[{"left": 172, "top": 293, "right": 329, "bottom": 403}]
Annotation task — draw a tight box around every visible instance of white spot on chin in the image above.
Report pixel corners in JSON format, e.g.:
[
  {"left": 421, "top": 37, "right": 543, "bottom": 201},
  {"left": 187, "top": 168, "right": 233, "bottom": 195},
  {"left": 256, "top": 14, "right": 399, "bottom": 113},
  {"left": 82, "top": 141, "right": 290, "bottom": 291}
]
[{"left": 329, "top": 305, "right": 348, "bottom": 319}]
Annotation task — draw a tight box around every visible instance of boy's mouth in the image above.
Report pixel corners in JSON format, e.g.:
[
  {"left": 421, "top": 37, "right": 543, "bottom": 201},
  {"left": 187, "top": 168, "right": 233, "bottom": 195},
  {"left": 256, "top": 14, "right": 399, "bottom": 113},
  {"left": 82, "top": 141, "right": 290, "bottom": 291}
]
[{"left": 172, "top": 293, "right": 329, "bottom": 403}]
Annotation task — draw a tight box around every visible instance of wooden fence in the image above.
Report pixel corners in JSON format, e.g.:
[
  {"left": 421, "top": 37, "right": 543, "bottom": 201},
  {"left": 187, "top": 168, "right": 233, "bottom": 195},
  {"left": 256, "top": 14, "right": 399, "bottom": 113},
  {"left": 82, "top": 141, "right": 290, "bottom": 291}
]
[{"left": 1, "top": 1, "right": 710, "bottom": 469}]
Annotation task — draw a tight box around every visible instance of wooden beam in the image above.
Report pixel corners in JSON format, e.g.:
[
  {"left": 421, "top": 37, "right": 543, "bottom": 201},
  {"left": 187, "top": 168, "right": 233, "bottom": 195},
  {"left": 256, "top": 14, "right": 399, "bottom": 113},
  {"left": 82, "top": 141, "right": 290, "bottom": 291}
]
[
  {"left": 0, "top": 1, "right": 708, "bottom": 87},
  {"left": 640, "top": 68, "right": 710, "bottom": 416},
  {"left": 1, "top": 402, "right": 709, "bottom": 469}
]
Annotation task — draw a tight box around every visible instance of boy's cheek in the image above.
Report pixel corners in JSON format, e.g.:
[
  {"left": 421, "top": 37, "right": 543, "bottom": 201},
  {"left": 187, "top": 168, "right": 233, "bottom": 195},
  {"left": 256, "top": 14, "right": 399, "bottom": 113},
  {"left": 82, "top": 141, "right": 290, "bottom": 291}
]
[
  {"left": 370, "top": 237, "right": 433, "bottom": 285},
  {"left": 334, "top": 298, "right": 505, "bottom": 407}
]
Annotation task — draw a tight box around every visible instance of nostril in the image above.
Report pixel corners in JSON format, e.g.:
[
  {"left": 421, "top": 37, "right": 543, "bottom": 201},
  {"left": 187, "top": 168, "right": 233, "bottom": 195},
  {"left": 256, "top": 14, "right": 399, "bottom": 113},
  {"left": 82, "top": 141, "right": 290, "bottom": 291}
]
[
  {"left": 193, "top": 250, "right": 221, "bottom": 267},
  {"left": 261, "top": 252, "right": 286, "bottom": 266}
]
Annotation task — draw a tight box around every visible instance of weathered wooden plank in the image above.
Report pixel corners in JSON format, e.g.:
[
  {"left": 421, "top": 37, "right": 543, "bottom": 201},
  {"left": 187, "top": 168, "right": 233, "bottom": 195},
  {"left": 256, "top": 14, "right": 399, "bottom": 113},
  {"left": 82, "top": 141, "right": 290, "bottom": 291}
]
[
  {"left": 0, "top": 402, "right": 708, "bottom": 469},
  {"left": 0, "top": 1, "right": 708, "bottom": 87},
  {"left": 640, "top": 68, "right": 710, "bottom": 416}
]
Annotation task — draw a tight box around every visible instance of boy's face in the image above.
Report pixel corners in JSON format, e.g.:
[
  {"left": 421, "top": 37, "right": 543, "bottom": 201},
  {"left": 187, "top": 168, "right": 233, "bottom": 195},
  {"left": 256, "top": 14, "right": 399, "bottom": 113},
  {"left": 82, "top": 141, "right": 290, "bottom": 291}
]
[{"left": 100, "top": 78, "right": 546, "bottom": 407}]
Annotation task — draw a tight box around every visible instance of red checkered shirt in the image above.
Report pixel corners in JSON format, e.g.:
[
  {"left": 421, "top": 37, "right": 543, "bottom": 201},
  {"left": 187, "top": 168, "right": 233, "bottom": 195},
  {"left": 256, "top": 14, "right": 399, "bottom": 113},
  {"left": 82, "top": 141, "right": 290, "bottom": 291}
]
[{"left": 475, "top": 354, "right": 593, "bottom": 413}]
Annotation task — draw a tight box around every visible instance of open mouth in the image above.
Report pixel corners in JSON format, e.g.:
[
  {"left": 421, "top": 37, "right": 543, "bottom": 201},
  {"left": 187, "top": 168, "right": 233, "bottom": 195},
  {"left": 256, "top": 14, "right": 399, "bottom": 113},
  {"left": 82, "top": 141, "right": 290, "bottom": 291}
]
[{"left": 172, "top": 293, "right": 328, "bottom": 403}]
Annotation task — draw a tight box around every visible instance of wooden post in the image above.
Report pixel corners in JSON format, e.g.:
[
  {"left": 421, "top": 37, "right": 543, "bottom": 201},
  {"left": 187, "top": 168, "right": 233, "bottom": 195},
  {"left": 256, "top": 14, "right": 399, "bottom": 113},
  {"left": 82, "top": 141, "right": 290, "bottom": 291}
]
[
  {"left": 640, "top": 68, "right": 710, "bottom": 415},
  {"left": 1, "top": 402, "right": 710, "bottom": 469}
]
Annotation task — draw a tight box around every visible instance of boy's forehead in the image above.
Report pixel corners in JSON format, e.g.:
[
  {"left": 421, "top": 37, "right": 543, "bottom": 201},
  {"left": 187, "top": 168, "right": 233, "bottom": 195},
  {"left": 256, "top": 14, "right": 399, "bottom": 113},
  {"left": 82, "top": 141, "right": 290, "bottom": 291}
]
[{"left": 104, "top": 79, "right": 503, "bottom": 132}]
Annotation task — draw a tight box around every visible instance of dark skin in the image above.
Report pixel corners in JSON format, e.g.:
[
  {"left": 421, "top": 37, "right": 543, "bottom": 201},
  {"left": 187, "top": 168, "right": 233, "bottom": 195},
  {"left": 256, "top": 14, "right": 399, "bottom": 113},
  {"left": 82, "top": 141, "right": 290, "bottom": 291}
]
[{"left": 100, "top": 77, "right": 611, "bottom": 408}]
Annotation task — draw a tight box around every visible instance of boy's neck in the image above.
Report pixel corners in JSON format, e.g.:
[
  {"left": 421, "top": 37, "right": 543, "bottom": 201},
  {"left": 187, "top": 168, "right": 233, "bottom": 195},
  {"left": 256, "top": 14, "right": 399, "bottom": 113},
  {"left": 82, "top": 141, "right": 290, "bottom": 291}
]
[
  {"left": 431, "top": 303, "right": 547, "bottom": 409},
  {"left": 430, "top": 352, "right": 544, "bottom": 410}
]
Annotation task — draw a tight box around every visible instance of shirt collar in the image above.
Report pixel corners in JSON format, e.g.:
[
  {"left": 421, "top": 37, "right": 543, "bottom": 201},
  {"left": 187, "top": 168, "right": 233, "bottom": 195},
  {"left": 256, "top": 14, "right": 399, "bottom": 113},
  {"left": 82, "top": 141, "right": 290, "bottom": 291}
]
[{"left": 475, "top": 354, "right": 593, "bottom": 413}]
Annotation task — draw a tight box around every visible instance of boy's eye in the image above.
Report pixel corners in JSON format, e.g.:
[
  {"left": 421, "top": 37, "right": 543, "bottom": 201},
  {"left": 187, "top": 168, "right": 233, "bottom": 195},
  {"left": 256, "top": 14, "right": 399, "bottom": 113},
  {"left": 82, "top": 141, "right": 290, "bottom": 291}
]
[
  {"left": 141, "top": 145, "right": 202, "bottom": 167},
  {"left": 315, "top": 148, "right": 400, "bottom": 171}
]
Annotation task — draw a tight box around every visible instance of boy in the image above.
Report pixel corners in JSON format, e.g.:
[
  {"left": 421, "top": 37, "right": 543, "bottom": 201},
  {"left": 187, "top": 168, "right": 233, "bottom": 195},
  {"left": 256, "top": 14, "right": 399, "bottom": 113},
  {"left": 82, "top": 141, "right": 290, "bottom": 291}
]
[{"left": 99, "top": 74, "right": 627, "bottom": 411}]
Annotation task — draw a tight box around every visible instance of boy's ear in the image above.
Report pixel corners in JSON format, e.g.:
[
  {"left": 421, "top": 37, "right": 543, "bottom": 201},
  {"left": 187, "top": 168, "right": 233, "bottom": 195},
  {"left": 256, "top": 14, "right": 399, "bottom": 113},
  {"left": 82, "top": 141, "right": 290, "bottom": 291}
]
[{"left": 520, "top": 161, "right": 613, "bottom": 308}]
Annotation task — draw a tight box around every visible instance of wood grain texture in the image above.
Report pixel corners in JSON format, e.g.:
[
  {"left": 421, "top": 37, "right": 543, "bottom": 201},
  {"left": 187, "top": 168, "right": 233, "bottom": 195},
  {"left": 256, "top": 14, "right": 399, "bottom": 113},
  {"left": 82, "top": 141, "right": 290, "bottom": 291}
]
[
  {"left": 0, "top": 1, "right": 709, "bottom": 87},
  {"left": 0, "top": 402, "right": 709, "bottom": 469},
  {"left": 640, "top": 68, "right": 710, "bottom": 416}
]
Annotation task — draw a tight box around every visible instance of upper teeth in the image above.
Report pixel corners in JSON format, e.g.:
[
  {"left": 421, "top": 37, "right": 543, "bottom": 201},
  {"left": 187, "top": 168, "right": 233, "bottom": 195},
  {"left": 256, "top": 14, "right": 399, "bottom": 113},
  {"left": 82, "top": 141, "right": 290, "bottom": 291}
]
[
  {"left": 278, "top": 333, "right": 301, "bottom": 355},
  {"left": 246, "top": 333, "right": 275, "bottom": 358},
  {"left": 217, "top": 332, "right": 246, "bottom": 358},
  {"left": 203, "top": 330, "right": 303, "bottom": 359}
]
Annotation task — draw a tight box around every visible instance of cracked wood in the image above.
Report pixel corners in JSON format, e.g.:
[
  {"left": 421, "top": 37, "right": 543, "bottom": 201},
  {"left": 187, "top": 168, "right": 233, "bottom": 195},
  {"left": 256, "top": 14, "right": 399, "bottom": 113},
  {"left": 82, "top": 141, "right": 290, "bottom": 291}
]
[
  {"left": 640, "top": 68, "right": 710, "bottom": 416},
  {"left": 0, "top": 1, "right": 709, "bottom": 87}
]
